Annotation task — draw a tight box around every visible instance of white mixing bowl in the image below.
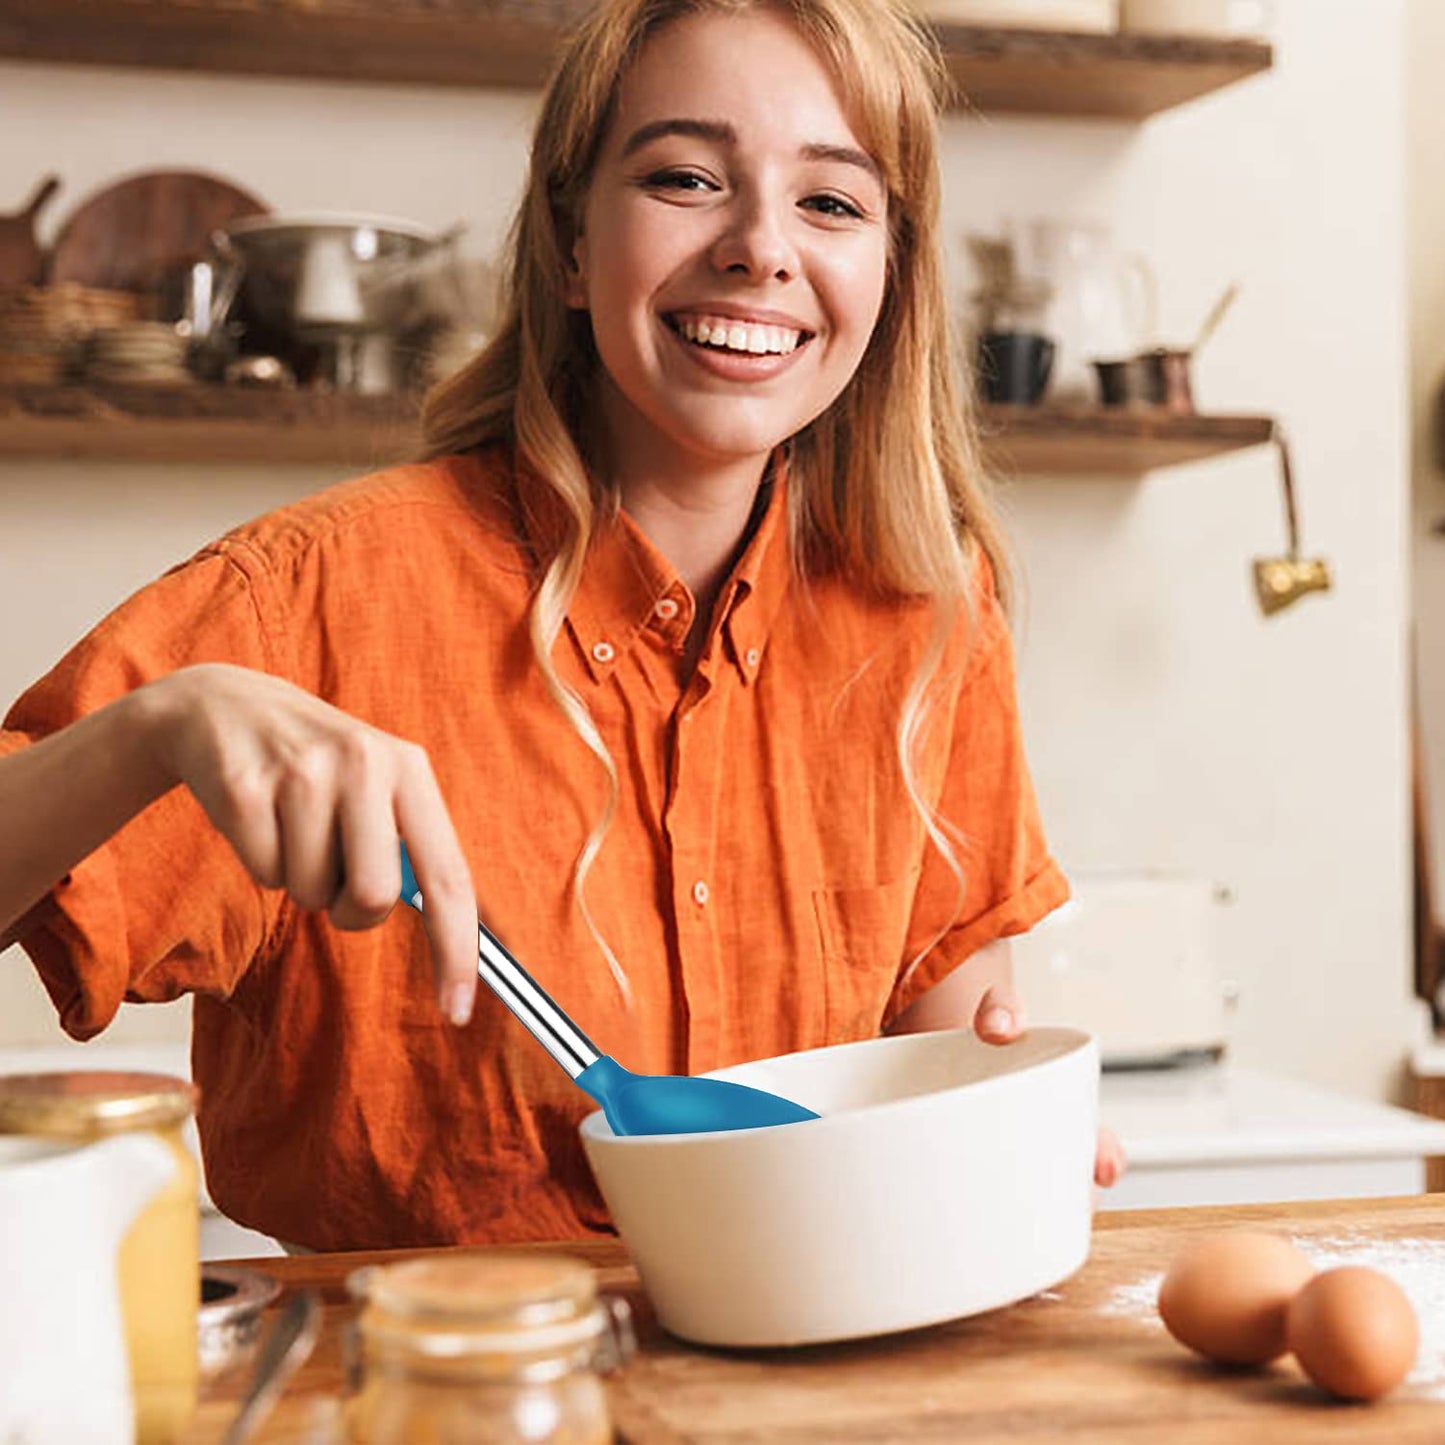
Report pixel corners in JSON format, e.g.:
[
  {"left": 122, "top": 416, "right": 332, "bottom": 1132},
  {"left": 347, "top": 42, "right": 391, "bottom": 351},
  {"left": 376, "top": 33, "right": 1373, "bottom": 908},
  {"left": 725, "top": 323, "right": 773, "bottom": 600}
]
[{"left": 579, "top": 1026, "right": 1099, "bottom": 1347}]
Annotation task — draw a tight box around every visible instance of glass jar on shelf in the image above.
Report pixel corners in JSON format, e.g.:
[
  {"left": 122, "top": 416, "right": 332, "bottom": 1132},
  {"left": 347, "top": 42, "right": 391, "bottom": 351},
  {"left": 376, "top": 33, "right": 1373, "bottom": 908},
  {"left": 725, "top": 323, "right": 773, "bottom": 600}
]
[{"left": 344, "top": 1252, "right": 634, "bottom": 1444}]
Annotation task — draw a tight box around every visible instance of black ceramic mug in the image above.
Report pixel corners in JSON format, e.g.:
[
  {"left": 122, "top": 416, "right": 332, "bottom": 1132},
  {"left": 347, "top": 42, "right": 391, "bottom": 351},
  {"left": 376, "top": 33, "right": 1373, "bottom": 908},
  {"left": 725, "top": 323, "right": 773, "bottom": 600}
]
[{"left": 976, "top": 331, "right": 1055, "bottom": 405}]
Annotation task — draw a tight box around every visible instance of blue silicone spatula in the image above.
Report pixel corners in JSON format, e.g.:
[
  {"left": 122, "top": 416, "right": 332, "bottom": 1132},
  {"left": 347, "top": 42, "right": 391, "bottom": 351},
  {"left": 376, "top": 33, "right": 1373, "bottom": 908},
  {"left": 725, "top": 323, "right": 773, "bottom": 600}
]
[{"left": 398, "top": 844, "right": 818, "bottom": 1137}]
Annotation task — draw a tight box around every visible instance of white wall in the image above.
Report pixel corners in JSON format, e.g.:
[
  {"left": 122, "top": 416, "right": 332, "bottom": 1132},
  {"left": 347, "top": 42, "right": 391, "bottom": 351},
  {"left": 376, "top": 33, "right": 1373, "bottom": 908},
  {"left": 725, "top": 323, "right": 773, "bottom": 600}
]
[
  {"left": 977, "top": 2, "right": 1416, "bottom": 1101},
  {"left": 0, "top": 3, "right": 1422, "bottom": 1099}
]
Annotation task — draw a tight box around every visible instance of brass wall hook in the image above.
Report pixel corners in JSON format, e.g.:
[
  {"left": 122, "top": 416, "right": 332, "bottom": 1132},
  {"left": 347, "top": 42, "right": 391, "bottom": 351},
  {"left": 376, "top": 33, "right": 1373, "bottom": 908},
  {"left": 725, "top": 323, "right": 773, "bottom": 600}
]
[
  {"left": 1252, "top": 424, "right": 1333, "bottom": 617},
  {"left": 1254, "top": 556, "right": 1333, "bottom": 616}
]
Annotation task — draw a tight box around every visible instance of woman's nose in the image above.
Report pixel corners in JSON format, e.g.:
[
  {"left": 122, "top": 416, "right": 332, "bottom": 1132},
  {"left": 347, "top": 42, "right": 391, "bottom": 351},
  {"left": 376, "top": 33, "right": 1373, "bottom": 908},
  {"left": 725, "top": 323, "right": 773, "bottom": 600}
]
[{"left": 709, "top": 193, "right": 798, "bottom": 282}]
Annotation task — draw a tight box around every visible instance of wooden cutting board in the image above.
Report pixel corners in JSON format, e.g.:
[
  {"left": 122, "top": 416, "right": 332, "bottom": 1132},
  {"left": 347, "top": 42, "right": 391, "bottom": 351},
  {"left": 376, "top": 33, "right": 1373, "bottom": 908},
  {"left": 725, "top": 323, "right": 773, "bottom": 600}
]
[
  {"left": 185, "top": 1196, "right": 1445, "bottom": 1442},
  {"left": 46, "top": 169, "right": 267, "bottom": 296}
]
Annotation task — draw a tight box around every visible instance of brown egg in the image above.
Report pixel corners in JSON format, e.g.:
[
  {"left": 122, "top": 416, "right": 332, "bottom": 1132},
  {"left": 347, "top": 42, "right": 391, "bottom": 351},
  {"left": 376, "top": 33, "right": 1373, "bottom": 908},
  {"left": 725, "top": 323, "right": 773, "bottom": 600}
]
[
  {"left": 1157, "top": 1230, "right": 1316, "bottom": 1364},
  {"left": 1286, "top": 1266, "right": 1419, "bottom": 1401}
]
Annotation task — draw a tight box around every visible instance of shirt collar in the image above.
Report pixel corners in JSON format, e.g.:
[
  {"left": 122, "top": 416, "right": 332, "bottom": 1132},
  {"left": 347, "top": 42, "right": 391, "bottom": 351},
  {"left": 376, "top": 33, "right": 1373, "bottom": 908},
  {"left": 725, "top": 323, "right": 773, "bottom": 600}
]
[{"left": 565, "top": 463, "right": 793, "bottom": 688}]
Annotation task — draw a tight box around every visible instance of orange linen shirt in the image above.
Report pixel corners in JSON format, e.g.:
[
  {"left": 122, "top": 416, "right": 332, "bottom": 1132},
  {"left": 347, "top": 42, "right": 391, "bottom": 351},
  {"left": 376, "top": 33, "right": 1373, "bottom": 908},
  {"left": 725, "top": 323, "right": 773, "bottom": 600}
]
[{"left": 2, "top": 451, "right": 1067, "bottom": 1249}]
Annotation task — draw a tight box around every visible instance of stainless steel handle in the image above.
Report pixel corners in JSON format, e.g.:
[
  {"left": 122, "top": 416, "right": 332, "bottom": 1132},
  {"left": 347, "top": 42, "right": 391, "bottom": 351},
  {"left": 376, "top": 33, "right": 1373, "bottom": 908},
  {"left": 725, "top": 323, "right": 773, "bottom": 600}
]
[
  {"left": 222, "top": 1290, "right": 321, "bottom": 1445},
  {"left": 474, "top": 919, "right": 600, "bottom": 1079},
  {"left": 401, "top": 844, "right": 602, "bottom": 1079}
]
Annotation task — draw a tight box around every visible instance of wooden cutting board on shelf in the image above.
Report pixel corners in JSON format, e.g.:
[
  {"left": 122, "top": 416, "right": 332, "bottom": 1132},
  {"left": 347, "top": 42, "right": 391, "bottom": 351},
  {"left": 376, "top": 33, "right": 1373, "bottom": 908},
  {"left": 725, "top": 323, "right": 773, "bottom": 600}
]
[{"left": 45, "top": 169, "right": 268, "bottom": 296}]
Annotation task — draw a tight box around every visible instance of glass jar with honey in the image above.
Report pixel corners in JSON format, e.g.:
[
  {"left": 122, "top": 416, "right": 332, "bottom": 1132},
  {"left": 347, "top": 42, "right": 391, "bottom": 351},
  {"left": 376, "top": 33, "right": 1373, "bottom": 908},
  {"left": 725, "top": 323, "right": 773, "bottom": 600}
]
[
  {"left": 0, "top": 1071, "right": 200, "bottom": 1443},
  {"left": 345, "top": 1252, "right": 634, "bottom": 1444}
]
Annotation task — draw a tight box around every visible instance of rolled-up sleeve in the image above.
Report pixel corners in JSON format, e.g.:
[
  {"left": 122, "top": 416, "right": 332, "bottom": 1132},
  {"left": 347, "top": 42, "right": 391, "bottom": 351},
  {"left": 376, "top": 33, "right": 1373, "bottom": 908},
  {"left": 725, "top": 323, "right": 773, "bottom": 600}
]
[
  {"left": 884, "top": 579, "right": 1069, "bottom": 1023},
  {"left": 2, "top": 548, "right": 285, "bottom": 1039}
]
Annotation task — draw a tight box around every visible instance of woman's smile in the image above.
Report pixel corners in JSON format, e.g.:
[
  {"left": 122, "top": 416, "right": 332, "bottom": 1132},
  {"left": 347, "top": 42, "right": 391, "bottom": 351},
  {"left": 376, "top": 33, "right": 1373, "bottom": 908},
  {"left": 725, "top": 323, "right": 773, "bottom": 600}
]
[
  {"left": 664, "top": 311, "right": 810, "bottom": 356},
  {"left": 660, "top": 308, "right": 813, "bottom": 379}
]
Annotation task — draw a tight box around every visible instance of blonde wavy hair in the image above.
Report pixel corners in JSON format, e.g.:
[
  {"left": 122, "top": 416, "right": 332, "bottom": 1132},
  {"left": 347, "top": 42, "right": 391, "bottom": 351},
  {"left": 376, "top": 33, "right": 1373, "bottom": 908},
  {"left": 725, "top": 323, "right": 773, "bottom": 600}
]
[{"left": 422, "top": 0, "right": 1010, "bottom": 1001}]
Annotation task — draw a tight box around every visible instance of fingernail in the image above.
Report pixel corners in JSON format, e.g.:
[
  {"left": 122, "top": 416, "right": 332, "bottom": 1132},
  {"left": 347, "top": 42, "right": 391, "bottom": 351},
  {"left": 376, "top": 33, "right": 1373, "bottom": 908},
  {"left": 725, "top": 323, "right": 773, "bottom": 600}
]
[
  {"left": 982, "top": 1007, "right": 1014, "bottom": 1036},
  {"left": 444, "top": 982, "right": 475, "bottom": 1026}
]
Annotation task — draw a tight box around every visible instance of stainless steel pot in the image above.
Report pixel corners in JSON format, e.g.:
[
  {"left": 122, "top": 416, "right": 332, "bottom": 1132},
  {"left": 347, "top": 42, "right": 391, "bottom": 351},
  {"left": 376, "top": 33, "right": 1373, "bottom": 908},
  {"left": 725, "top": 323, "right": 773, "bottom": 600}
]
[{"left": 214, "top": 213, "right": 452, "bottom": 334}]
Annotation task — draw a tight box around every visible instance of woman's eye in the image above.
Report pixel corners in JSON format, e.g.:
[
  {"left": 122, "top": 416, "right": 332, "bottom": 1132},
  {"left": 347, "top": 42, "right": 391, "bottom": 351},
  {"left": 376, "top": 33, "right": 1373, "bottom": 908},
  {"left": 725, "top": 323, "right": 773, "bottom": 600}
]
[
  {"left": 644, "top": 169, "right": 715, "bottom": 193},
  {"left": 804, "top": 193, "right": 865, "bottom": 221}
]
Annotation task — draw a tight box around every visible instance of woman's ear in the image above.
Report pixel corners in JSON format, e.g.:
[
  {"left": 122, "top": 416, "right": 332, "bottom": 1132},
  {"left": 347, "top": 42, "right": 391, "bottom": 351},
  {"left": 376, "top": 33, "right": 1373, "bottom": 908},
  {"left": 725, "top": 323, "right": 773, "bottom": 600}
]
[
  {"left": 552, "top": 199, "right": 589, "bottom": 309},
  {"left": 564, "top": 231, "right": 588, "bottom": 310}
]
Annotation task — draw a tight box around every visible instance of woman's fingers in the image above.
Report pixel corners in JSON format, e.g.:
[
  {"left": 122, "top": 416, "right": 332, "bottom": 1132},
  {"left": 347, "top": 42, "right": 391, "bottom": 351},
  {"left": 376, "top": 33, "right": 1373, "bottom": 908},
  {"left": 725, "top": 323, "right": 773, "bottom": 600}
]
[
  {"left": 971, "top": 981, "right": 1125, "bottom": 1188},
  {"left": 158, "top": 665, "right": 478, "bottom": 1025},
  {"left": 206, "top": 759, "right": 286, "bottom": 891},
  {"left": 972, "top": 982, "right": 1025, "bottom": 1044},
  {"left": 1094, "top": 1125, "right": 1127, "bottom": 1188},
  {"left": 392, "top": 744, "right": 479, "bottom": 1025},
  {"left": 274, "top": 748, "right": 344, "bottom": 912},
  {"left": 329, "top": 739, "right": 404, "bottom": 931}
]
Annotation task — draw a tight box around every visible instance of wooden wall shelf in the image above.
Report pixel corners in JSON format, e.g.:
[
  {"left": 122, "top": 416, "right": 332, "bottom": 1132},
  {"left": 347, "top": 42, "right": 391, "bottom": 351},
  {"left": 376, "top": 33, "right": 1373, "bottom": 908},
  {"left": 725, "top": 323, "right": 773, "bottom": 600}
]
[
  {"left": 980, "top": 404, "right": 1274, "bottom": 475},
  {"left": 0, "top": 1, "right": 1272, "bottom": 118},
  {"left": 0, "top": 383, "right": 415, "bottom": 468},
  {"left": 0, "top": 384, "right": 1275, "bottom": 476},
  {"left": 936, "top": 25, "right": 1271, "bottom": 119}
]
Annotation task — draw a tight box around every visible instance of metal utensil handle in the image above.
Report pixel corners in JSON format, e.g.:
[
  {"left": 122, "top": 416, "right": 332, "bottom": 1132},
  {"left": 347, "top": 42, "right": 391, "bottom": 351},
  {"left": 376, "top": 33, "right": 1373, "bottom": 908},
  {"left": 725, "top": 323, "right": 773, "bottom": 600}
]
[
  {"left": 400, "top": 842, "right": 601, "bottom": 1078},
  {"left": 222, "top": 1290, "right": 321, "bottom": 1445},
  {"left": 475, "top": 918, "right": 600, "bottom": 1080}
]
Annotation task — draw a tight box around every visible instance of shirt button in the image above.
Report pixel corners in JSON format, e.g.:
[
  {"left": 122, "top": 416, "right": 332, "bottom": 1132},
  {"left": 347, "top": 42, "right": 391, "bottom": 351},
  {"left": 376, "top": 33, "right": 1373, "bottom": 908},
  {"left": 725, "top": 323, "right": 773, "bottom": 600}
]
[
  {"left": 654, "top": 597, "right": 680, "bottom": 621},
  {"left": 592, "top": 641, "right": 615, "bottom": 664},
  {"left": 745, "top": 647, "right": 761, "bottom": 669},
  {"left": 692, "top": 879, "right": 710, "bottom": 906}
]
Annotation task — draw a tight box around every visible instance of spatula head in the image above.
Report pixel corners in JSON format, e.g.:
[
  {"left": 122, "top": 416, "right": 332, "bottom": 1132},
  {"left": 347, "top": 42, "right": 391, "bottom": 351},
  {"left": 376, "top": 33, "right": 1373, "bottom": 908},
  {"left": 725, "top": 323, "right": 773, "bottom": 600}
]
[{"left": 578, "top": 1056, "right": 818, "bottom": 1137}]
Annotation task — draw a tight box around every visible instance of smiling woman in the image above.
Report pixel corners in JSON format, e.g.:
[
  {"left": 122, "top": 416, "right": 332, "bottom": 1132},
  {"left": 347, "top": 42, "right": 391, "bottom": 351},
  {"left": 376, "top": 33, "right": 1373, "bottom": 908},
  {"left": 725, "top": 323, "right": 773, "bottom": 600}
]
[
  {"left": 0, "top": 0, "right": 1111, "bottom": 1253},
  {"left": 567, "top": 24, "right": 890, "bottom": 478}
]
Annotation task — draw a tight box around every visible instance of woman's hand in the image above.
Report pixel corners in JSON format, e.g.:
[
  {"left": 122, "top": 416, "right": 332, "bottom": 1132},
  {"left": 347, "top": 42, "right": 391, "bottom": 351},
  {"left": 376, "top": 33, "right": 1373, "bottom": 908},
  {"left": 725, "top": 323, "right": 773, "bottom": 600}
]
[
  {"left": 143, "top": 663, "right": 479, "bottom": 1023},
  {"left": 884, "top": 943, "right": 1126, "bottom": 1190},
  {"left": 973, "top": 983, "right": 1126, "bottom": 1189}
]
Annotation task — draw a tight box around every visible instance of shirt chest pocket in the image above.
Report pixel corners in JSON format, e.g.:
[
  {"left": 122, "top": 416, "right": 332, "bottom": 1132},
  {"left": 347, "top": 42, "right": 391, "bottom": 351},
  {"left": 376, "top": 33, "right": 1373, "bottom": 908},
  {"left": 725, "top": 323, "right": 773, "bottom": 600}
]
[{"left": 811, "top": 873, "right": 919, "bottom": 1043}]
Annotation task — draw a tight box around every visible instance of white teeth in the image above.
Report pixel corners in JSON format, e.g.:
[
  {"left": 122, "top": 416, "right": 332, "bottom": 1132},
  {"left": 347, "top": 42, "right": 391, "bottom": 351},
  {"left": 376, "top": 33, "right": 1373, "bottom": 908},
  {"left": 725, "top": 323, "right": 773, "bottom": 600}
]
[{"left": 673, "top": 315, "right": 803, "bottom": 356}]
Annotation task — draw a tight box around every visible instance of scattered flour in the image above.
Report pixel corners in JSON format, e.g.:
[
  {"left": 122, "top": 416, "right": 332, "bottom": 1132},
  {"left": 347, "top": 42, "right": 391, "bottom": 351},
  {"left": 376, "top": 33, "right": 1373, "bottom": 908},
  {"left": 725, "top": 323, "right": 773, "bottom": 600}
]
[{"left": 1098, "top": 1230, "right": 1445, "bottom": 1399}]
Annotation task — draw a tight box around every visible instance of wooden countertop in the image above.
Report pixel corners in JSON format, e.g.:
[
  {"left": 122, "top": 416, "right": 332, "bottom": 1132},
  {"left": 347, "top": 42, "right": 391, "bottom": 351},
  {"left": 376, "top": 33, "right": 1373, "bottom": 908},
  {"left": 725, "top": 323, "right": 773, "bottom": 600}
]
[{"left": 188, "top": 1196, "right": 1445, "bottom": 1442}]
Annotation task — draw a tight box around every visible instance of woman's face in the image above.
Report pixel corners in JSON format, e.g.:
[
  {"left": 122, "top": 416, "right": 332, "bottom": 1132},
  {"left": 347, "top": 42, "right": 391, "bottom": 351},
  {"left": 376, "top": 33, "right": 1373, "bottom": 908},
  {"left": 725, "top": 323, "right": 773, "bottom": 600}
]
[{"left": 569, "top": 9, "right": 890, "bottom": 482}]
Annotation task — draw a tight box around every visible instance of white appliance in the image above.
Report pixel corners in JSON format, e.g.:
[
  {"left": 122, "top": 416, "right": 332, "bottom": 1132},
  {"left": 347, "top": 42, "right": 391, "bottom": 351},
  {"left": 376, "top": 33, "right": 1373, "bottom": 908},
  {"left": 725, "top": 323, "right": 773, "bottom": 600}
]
[
  {"left": 1011, "top": 870, "right": 1235, "bottom": 1069},
  {"left": 1016, "top": 870, "right": 1445, "bottom": 1210}
]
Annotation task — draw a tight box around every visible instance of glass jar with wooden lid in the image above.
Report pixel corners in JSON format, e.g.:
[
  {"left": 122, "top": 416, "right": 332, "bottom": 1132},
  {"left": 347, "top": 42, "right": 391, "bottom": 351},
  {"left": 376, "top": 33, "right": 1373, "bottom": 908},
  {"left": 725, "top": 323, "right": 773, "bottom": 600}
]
[
  {"left": 0, "top": 1071, "right": 199, "bottom": 1443},
  {"left": 345, "top": 1252, "right": 634, "bottom": 1444}
]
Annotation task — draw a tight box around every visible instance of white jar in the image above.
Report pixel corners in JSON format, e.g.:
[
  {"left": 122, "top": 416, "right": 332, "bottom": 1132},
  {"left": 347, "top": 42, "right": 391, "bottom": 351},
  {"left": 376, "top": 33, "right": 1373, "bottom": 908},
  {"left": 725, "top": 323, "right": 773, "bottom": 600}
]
[
  {"left": 908, "top": 0, "right": 1117, "bottom": 32},
  {"left": 1118, "top": 0, "right": 1272, "bottom": 38}
]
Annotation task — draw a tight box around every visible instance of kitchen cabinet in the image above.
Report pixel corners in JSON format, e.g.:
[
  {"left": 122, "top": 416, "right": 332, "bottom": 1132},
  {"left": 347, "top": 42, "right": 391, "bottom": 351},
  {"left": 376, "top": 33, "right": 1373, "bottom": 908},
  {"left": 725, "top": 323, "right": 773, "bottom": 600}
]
[
  {"left": 187, "top": 1197, "right": 1445, "bottom": 1441},
  {"left": 0, "top": 0, "right": 1272, "bottom": 119},
  {"left": 1099, "top": 1065, "right": 1445, "bottom": 1211},
  {"left": 0, "top": 382, "right": 1276, "bottom": 476}
]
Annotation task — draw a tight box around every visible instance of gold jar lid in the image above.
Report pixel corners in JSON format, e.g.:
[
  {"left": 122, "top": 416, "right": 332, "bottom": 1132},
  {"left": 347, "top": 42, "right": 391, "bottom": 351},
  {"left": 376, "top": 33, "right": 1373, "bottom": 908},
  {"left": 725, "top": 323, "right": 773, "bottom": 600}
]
[
  {"left": 0, "top": 1071, "right": 197, "bottom": 1138},
  {"left": 351, "top": 1253, "right": 604, "bottom": 1360}
]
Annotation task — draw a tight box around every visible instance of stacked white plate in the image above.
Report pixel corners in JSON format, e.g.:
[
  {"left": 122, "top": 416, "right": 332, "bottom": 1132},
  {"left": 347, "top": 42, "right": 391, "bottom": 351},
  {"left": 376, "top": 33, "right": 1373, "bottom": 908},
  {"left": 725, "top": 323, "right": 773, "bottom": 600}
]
[{"left": 85, "top": 322, "right": 191, "bottom": 385}]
